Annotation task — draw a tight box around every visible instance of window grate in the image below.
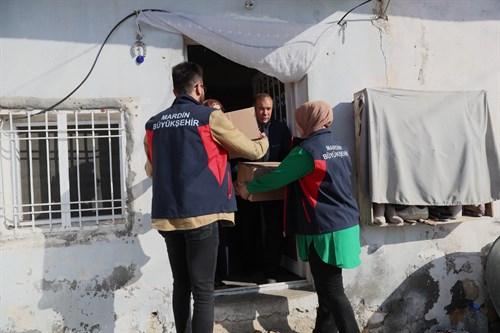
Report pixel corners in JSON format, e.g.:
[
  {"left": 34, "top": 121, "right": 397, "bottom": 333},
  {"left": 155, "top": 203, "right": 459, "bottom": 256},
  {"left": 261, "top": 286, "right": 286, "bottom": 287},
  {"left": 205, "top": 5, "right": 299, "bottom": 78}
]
[{"left": 0, "top": 109, "right": 127, "bottom": 229}]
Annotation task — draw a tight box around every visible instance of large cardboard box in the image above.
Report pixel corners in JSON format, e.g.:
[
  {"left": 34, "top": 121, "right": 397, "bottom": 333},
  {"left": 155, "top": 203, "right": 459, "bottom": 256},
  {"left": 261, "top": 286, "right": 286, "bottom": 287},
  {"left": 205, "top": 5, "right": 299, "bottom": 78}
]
[
  {"left": 237, "top": 162, "right": 284, "bottom": 201},
  {"left": 224, "top": 107, "right": 261, "bottom": 140}
]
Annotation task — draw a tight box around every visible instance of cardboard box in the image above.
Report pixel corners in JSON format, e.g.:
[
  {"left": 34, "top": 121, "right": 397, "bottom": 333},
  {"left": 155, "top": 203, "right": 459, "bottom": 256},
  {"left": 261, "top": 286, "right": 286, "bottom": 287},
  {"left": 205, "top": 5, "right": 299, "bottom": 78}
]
[
  {"left": 225, "top": 107, "right": 261, "bottom": 140},
  {"left": 237, "top": 162, "right": 284, "bottom": 201}
]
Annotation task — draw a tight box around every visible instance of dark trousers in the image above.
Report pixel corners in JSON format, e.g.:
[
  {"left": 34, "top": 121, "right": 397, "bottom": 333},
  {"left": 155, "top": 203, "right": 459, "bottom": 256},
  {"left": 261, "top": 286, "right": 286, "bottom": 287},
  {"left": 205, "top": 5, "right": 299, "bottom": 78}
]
[
  {"left": 309, "top": 244, "right": 360, "bottom": 333},
  {"left": 159, "top": 222, "right": 219, "bottom": 333},
  {"left": 233, "top": 197, "right": 284, "bottom": 276},
  {"left": 215, "top": 222, "right": 229, "bottom": 282}
]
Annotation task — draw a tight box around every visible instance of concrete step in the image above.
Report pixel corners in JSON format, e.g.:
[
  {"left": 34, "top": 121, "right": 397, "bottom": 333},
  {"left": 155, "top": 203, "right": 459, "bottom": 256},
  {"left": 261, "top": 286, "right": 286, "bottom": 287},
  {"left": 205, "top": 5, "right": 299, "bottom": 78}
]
[{"left": 214, "top": 281, "right": 318, "bottom": 333}]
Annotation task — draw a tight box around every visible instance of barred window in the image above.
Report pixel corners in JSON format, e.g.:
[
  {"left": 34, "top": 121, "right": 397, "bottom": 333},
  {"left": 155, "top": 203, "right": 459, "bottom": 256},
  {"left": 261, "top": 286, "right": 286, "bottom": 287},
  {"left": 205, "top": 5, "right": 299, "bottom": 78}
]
[{"left": 0, "top": 109, "right": 126, "bottom": 229}]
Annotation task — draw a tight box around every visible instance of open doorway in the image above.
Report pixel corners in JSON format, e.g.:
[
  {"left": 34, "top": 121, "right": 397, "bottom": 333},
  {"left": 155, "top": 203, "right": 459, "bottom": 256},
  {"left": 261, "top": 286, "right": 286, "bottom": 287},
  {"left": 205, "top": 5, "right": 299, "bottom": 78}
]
[
  {"left": 188, "top": 45, "right": 258, "bottom": 112},
  {"left": 188, "top": 45, "right": 304, "bottom": 289}
]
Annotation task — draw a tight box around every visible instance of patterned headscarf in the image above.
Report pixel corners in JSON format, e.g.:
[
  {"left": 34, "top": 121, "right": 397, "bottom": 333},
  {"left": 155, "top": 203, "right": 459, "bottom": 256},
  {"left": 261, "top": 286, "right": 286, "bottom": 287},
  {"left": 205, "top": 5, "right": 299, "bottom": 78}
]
[{"left": 294, "top": 101, "right": 333, "bottom": 138}]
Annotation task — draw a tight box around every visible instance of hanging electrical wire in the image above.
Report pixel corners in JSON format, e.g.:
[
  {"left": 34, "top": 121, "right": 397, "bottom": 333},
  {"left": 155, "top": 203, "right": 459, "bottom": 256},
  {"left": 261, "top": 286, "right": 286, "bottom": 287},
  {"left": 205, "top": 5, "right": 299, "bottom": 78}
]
[
  {"left": 337, "top": 0, "right": 374, "bottom": 26},
  {"left": 38, "top": 9, "right": 169, "bottom": 114},
  {"left": 381, "top": 0, "right": 391, "bottom": 17},
  {"left": 38, "top": 2, "right": 384, "bottom": 114}
]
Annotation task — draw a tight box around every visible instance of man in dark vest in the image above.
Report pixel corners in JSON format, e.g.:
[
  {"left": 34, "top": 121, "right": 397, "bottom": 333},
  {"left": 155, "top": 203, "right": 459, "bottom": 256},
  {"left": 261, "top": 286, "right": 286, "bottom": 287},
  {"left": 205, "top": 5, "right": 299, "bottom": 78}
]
[
  {"left": 233, "top": 93, "right": 291, "bottom": 283},
  {"left": 144, "top": 62, "right": 269, "bottom": 333}
]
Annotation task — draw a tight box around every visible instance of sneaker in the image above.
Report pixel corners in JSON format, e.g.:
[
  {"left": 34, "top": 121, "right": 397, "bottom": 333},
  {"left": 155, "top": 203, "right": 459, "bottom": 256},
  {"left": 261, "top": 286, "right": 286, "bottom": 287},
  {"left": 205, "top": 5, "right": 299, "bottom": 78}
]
[
  {"left": 429, "top": 206, "right": 457, "bottom": 221},
  {"left": 463, "top": 204, "right": 485, "bottom": 217},
  {"left": 215, "top": 280, "right": 226, "bottom": 287},
  {"left": 396, "top": 206, "right": 429, "bottom": 221},
  {"left": 448, "top": 205, "right": 462, "bottom": 219},
  {"left": 372, "top": 203, "right": 387, "bottom": 225},
  {"left": 385, "top": 205, "right": 404, "bottom": 224}
]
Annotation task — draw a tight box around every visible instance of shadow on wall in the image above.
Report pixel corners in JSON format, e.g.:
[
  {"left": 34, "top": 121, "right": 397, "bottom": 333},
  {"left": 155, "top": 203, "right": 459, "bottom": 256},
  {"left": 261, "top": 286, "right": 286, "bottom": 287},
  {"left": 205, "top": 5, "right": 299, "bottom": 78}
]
[
  {"left": 37, "top": 213, "right": 151, "bottom": 332},
  {"left": 362, "top": 250, "right": 499, "bottom": 333},
  {"left": 360, "top": 223, "right": 461, "bottom": 255},
  {"left": 331, "top": 102, "right": 358, "bottom": 190},
  {"left": 331, "top": 103, "right": 357, "bottom": 150},
  {"left": 128, "top": 178, "right": 154, "bottom": 233}
]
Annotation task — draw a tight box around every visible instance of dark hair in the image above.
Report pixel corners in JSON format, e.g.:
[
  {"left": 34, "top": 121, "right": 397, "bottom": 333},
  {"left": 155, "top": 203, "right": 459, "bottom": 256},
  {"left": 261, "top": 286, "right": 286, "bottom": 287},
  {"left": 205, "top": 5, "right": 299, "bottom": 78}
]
[
  {"left": 253, "top": 92, "right": 273, "bottom": 105},
  {"left": 172, "top": 62, "right": 203, "bottom": 95}
]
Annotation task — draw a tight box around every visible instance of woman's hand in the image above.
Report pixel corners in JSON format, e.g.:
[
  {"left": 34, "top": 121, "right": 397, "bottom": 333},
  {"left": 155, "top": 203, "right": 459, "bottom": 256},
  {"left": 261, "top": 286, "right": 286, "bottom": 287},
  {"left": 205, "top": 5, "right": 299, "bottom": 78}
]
[{"left": 237, "top": 182, "right": 251, "bottom": 200}]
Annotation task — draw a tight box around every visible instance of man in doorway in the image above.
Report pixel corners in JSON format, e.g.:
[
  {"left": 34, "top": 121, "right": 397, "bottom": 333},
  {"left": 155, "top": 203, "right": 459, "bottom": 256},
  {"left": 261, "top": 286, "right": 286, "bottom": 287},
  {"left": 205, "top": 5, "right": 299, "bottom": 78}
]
[
  {"left": 233, "top": 92, "right": 291, "bottom": 283},
  {"left": 144, "top": 62, "right": 269, "bottom": 333}
]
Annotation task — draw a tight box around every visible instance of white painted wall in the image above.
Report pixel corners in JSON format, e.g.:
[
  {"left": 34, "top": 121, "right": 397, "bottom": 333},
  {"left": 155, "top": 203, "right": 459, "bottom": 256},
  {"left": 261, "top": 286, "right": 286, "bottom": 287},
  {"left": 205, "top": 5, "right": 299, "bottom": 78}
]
[
  {"left": 305, "top": 1, "right": 500, "bottom": 331},
  {"left": 1, "top": 0, "right": 499, "bottom": 332}
]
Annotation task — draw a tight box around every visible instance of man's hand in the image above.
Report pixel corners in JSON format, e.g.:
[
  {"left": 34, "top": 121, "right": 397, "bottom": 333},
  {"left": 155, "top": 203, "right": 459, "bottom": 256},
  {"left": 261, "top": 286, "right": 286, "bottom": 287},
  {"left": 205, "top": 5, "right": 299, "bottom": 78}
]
[
  {"left": 233, "top": 180, "right": 240, "bottom": 196},
  {"left": 253, "top": 131, "right": 267, "bottom": 141},
  {"left": 236, "top": 182, "right": 251, "bottom": 200}
]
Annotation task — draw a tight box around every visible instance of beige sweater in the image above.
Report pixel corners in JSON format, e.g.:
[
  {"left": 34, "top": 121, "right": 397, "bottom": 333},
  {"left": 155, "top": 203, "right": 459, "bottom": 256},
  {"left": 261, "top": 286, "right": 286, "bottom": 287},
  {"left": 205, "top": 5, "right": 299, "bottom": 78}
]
[{"left": 144, "top": 109, "right": 269, "bottom": 231}]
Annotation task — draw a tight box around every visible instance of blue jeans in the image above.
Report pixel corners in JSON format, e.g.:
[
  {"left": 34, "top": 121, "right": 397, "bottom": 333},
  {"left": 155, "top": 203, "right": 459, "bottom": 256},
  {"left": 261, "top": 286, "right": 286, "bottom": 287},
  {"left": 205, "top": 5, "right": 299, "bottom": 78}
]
[
  {"left": 159, "top": 222, "right": 219, "bottom": 333},
  {"left": 309, "top": 243, "right": 360, "bottom": 333}
]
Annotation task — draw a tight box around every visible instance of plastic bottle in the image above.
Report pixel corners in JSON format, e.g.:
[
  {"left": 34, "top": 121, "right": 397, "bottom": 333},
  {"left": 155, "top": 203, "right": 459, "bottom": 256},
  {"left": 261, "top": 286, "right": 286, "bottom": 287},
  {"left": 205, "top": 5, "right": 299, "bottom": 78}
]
[{"left": 464, "top": 302, "right": 488, "bottom": 333}]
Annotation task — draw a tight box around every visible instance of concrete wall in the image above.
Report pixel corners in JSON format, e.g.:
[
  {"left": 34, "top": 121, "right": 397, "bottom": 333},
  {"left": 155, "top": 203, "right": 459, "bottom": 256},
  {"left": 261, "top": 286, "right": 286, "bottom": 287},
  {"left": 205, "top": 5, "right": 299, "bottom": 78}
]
[
  {"left": 308, "top": 2, "right": 500, "bottom": 331},
  {"left": 1, "top": 0, "right": 499, "bottom": 332}
]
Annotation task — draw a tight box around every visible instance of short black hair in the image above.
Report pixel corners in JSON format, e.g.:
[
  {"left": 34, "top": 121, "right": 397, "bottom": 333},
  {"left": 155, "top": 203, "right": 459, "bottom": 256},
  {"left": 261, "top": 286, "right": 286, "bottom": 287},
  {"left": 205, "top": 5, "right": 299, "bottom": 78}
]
[
  {"left": 253, "top": 92, "right": 273, "bottom": 105},
  {"left": 172, "top": 62, "right": 203, "bottom": 95}
]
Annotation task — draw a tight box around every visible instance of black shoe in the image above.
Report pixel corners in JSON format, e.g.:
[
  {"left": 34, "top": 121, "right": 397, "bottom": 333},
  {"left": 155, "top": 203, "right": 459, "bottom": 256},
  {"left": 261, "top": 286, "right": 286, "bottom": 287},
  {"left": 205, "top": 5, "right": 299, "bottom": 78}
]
[{"left": 215, "top": 280, "right": 226, "bottom": 287}]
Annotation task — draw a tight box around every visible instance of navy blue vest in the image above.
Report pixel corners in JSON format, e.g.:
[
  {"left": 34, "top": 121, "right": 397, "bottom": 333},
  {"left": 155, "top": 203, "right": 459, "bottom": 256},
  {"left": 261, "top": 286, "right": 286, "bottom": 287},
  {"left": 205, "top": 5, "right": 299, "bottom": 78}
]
[
  {"left": 145, "top": 95, "right": 236, "bottom": 219},
  {"left": 285, "top": 129, "right": 359, "bottom": 235}
]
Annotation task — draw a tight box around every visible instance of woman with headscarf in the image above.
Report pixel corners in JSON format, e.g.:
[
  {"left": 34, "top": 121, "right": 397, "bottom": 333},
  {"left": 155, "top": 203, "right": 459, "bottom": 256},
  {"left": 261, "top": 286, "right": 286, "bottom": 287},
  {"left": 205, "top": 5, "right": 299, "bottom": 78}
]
[{"left": 238, "top": 101, "right": 361, "bottom": 333}]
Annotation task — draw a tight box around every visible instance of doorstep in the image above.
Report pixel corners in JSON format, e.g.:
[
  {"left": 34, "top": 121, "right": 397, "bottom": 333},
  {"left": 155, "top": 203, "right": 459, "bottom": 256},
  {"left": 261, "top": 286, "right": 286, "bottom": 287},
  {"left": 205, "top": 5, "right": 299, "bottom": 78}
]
[{"left": 214, "top": 280, "right": 318, "bottom": 333}]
